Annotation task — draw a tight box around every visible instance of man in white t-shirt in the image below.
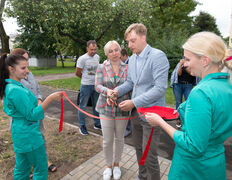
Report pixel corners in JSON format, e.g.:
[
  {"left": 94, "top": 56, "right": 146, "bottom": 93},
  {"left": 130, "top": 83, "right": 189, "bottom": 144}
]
[{"left": 75, "top": 40, "right": 101, "bottom": 135}]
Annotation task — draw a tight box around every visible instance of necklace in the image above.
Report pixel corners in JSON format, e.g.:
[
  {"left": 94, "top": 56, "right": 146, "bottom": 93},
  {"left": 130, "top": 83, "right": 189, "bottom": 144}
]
[{"left": 112, "top": 66, "right": 119, "bottom": 76}]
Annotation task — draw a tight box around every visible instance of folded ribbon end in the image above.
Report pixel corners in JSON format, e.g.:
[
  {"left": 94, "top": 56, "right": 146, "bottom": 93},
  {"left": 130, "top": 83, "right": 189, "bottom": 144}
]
[{"left": 59, "top": 96, "right": 64, "bottom": 133}]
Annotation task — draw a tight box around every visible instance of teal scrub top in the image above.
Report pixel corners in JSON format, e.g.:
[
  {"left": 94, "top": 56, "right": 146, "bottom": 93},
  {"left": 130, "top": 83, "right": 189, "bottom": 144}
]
[
  {"left": 3, "top": 79, "right": 45, "bottom": 153},
  {"left": 169, "top": 73, "right": 232, "bottom": 180}
]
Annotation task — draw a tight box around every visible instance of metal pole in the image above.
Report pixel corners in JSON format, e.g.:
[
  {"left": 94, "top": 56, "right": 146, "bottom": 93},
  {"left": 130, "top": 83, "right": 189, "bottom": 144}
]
[{"left": 229, "top": 7, "right": 232, "bottom": 48}]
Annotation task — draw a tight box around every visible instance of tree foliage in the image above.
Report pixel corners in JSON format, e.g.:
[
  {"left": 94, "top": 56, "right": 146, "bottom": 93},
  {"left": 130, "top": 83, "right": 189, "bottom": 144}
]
[
  {"left": 145, "top": 0, "right": 198, "bottom": 60},
  {"left": 147, "top": 0, "right": 198, "bottom": 35},
  {"left": 193, "top": 11, "right": 221, "bottom": 36},
  {"left": 6, "top": 0, "right": 148, "bottom": 57},
  {"left": 6, "top": 0, "right": 200, "bottom": 65}
]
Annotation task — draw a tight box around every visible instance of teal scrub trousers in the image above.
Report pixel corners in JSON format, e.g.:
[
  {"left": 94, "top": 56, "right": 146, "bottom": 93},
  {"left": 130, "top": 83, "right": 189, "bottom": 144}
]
[{"left": 13, "top": 144, "right": 48, "bottom": 180}]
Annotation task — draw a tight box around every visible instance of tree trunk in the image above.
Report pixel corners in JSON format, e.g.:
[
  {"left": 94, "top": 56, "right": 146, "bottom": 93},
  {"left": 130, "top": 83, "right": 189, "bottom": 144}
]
[
  {"left": 0, "top": 0, "right": 10, "bottom": 54},
  {"left": 0, "top": 21, "right": 10, "bottom": 53},
  {"left": 59, "top": 52, "right": 64, "bottom": 68}
]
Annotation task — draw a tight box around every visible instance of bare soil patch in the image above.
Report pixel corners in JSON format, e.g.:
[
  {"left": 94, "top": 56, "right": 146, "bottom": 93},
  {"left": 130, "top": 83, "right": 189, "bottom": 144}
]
[{"left": 0, "top": 105, "right": 102, "bottom": 180}]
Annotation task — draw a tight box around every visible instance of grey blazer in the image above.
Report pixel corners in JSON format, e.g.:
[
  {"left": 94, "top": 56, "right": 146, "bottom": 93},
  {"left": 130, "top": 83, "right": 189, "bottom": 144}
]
[{"left": 115, "top": 44, "right": 169, "bottom": 108}]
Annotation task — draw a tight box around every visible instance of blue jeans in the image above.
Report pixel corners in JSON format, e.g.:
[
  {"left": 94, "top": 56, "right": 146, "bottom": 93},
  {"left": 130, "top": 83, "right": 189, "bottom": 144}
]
[
  {"left": 78, "top": 85, "right": 100, "bottom": 126},
  {"left": 173, "top": 83, "right": 193, "bottom": 109}
]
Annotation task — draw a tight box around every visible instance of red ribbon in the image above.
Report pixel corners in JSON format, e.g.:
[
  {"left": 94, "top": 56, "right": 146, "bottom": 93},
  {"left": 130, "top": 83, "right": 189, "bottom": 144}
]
[
  {"left": 139, "top": 127, "right": 154, "bottom": 165},
  {"left": 137, "top": 106, "right": 178, "bottom": 165},
  {"left": 58, "top": 91, "right": 136, "bottom": 132},
  {"left": 59, "top": 96, "right": 64, "bottom": 132},
  {"left": 58, "top": 91, "right": 178, "bottom": 166},
  {"left": 137, "top": 106, "right": 177, "bottom": 120},
  {"left": 225, "top": 56, "right": 232, "bottom": 61}
]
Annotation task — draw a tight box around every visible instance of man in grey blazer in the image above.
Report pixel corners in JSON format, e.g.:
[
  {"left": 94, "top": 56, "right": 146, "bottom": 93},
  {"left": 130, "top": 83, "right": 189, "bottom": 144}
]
[{"left": 108, "top": 23, "right": 169, "bottom": 180}]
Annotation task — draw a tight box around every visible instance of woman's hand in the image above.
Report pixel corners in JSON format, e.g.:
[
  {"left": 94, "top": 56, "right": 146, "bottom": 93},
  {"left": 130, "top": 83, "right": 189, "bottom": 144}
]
[
  {"left": 47, "top": 92, "right": 64, "bottom": 101},
  {"left": 145, "top": 113, "right": 176, "bottom": 139},
  {"left": 145, "top": 113, "right": 164, "bottom": 127},
  {"left": 106, "top": 89, "right": 118, "bottom": 106},
  {"left": 41, "top": 91, "right": 64, "bottom": 111},
  {"left": 173, "top": 110, "right": 177, "bottom": 114}
]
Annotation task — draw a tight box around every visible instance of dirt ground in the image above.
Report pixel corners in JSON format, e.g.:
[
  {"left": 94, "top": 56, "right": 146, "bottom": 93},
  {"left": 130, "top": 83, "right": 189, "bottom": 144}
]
[{"left": 0, "top": 105, "right": 102, "bottom": 180}]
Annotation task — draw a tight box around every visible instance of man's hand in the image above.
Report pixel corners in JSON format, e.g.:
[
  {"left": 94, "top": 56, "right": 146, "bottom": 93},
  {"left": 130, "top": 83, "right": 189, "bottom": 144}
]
[
  {"left": 180, "top": 59, "right": 184, "bottom": 65},
  {"left": 118, "top": 100, "right": 134, "bottom": 111}
]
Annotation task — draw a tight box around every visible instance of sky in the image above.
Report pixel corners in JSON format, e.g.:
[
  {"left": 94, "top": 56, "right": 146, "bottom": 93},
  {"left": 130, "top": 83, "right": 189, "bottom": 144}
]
[
  {"left": 191, "top": 0, "right": 232, "bottom": 37},
  {"left": 2, "top": 0, "right": 232, "bottom": 37}
]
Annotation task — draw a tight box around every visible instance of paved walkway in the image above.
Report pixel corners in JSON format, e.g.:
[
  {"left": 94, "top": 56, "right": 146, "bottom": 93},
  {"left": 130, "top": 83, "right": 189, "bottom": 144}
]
[
  {"left": 35, "top": 72, "right": 74, "bottom": 82},
  {"left": 61, "top": 143, "right": 171, "bottom": 180}
]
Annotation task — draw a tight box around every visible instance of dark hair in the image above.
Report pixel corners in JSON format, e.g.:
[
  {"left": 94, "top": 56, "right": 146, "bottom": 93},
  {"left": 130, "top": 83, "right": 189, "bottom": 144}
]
[
  {"left": 87, "top": 40, "right": 97, "bottom": 47},
  {"left": 11, "top": 48, "right": 28, "bottom": 56},
  {"left": 121, "top": 48, "right": 128, "bottom": 56},
  {"left": 0, "top": 54, "right": 27, "bottom": 99}
]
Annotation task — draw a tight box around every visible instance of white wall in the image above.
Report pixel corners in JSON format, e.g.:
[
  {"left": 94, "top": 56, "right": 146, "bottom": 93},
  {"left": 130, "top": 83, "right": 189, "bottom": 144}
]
[{"left": 29, "top": 56, "right": 57, "bottom": 67}]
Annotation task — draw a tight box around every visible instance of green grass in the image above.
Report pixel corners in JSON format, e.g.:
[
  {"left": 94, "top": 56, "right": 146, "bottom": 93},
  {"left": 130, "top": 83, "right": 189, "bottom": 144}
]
[
  {"left": 39, "top": 77, "right": 81, "bottom": 91},
  {"left": 39, "top": 77, "right": 176, "bottom": 106},
  {"left": 29, "top": 61, "right": 76, "bottom": 76},
  {"left": 165, "top": 86, "right": 175, "bottom": 106}
]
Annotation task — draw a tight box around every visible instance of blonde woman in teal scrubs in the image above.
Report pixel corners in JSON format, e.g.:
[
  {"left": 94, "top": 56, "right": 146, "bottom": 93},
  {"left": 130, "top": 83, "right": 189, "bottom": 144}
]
[
  {"left": 145, "top": 32, "right": 232, "bottom": 180},
  {"left": 0, "top": 54, "right": 63, "bottom": 179}
]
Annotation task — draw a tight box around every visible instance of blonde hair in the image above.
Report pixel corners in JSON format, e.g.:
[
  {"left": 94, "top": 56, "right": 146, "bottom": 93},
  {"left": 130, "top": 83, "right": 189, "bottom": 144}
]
[
  {"left": 104, "top": 40, "right": 121, "bottom": 56},
  {"left": 124, "top": 23, "right": 147, "bottom": 39},
  {"left": 183, "top": 31, "right": 232, "bottom": 83},
  {"left": 183, "top": 32, "right": 227, "bottom": 65}
]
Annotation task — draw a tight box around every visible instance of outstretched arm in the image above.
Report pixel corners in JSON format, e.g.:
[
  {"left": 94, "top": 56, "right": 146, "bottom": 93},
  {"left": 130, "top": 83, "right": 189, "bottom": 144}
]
[
  {"left": 41, "top": 92, "right": 63, "bottom": 111},
  {"left": 145, "top": 113, "right": 176, "bottom": 139}
]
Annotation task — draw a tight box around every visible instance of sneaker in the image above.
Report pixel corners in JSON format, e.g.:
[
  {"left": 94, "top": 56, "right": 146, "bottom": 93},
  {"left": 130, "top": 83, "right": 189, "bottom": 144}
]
[
  {"left": 103, "top": 168, "right": 112, "bottom": 180},
  {"left": 113, "top": 166, "right": 121, "bottom": 180},
  {"left": 94, "top": 124, "right": 101, "bottom": 130},
  {"left": 79, "top": 125, "right": 89, "bottom": 135}
]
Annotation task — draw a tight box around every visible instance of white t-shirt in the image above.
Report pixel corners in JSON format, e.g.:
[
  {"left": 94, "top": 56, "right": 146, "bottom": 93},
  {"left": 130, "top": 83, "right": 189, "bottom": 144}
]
[{"left": 76, "top": 53, "right": 100, "bottom": 85}]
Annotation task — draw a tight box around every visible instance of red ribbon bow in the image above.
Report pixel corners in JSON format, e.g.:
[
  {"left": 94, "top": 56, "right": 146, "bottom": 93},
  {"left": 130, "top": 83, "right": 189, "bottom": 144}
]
[{"left": 137, "top": 106, "right": 178, "bottom": 165}]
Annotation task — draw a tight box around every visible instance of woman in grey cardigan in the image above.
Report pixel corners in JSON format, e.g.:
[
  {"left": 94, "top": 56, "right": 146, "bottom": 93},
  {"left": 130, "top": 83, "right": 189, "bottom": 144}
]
[{"left": 95, "top": 41, "right": 130, "bottom": 180}]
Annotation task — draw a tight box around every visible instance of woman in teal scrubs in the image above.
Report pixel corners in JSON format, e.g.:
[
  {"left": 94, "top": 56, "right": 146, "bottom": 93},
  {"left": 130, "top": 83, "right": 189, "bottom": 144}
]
[
  {"left": 0, "top": 54, "right": 63, "bottom": 179},
  {"left": 145, "top": 32, "right": 232, "bottom": 180}
]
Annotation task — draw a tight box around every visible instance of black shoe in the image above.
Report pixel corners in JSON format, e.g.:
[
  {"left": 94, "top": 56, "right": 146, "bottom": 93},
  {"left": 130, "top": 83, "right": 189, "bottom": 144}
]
[
  {"left": 94, "top": 124, "right": 101, "bottom": 130},
  {"left": 176, "top": 122, "right": 182, "bottom": 128},
  {"left": 124, "top": 129, "right": 131, "bottom": 137},
  {"left": 176, "top": 120, "right": 182, "bottom": 129},
  {"left": 79, "top": 125, "right": 89, "bottom": 135}
]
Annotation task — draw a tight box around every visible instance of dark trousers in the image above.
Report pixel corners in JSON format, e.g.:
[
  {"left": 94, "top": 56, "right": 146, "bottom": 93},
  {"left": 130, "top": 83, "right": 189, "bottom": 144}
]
[
  {"left": 173, "top": 83, "right": 193, "bottom": 109},
  {"left": 78, "top": 85, "right": 100, "bottom": 126},
  {"left": 131, "top": 109, "right": 160, "bottom": 180}
]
